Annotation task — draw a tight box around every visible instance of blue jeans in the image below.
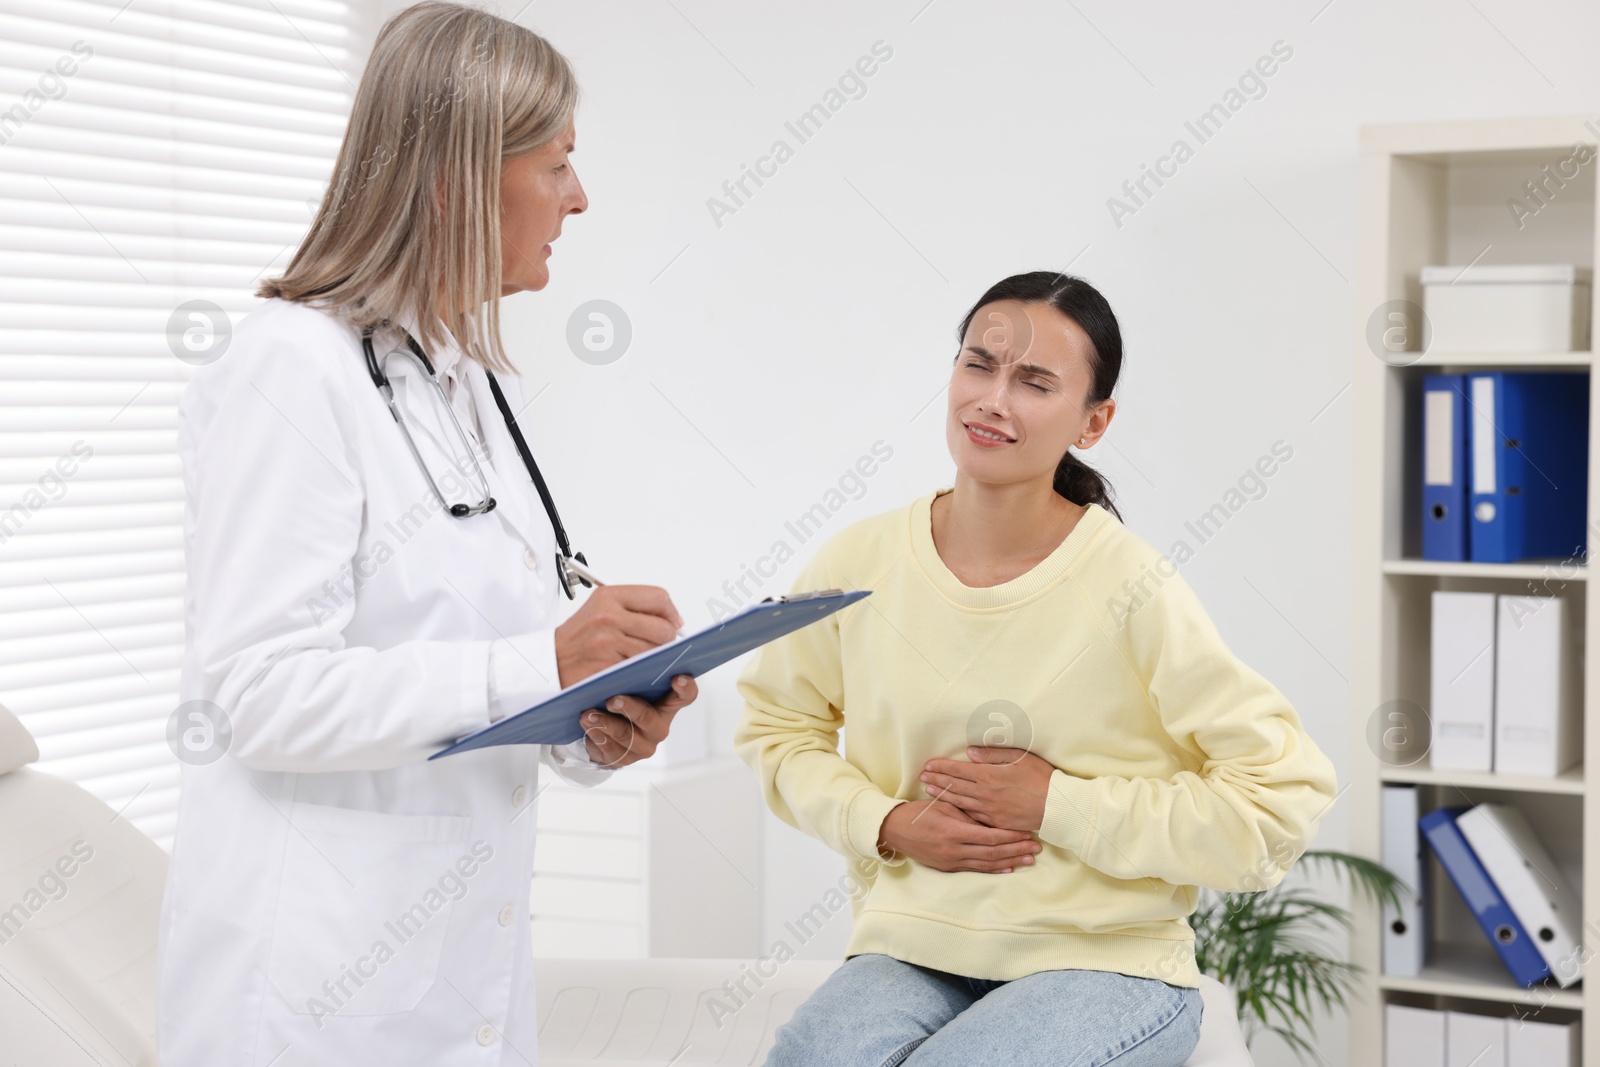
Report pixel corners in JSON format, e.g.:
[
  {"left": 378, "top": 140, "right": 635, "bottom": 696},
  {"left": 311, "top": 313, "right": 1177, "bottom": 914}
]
[{"left": 765, "top": 953, "right": 1204, "bottom": 1067}]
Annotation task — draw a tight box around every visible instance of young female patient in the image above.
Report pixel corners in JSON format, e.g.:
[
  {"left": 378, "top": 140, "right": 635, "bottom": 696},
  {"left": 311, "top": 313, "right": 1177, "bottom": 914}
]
[{"left": 734, "top": 271, "right": 1338, "bottom": 1066}]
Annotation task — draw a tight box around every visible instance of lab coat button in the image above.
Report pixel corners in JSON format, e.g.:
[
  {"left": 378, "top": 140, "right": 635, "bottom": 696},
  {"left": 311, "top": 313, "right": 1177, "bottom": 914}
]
[
  {"left": 476, "top": 1024, "right": 496, "bottom": 1046},
  {"left": 499, "top": 904, "right": 515, "bottom": 926},
  {"left": 511, "top": 784, "right": 528, "bottom": 808},
  {"left": 523, "top": 547, "right": 537, "bottom": 569}
]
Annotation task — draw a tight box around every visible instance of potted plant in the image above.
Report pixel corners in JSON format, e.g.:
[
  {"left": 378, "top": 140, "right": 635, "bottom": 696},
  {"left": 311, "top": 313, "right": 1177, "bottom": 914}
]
[{"left": 1191, "top": 850, "right": 1406, "bottom": 1063}]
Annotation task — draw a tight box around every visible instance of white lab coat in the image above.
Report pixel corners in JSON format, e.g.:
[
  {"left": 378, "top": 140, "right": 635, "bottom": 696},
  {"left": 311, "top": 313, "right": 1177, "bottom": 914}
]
[{"left": 157, "top": 298, "right": 610, "bottom": 1066}]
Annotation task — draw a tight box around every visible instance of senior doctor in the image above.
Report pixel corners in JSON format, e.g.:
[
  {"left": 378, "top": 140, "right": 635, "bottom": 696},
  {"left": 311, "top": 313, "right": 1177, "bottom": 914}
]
[{"left": 155, "top": 4, "right": 696, "bottom": 1063}]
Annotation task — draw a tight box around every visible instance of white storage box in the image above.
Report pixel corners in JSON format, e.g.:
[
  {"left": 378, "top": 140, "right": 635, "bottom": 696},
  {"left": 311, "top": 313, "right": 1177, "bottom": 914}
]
[{"left": 1420, "top": 263, "right": 1591, "bottom": 352}]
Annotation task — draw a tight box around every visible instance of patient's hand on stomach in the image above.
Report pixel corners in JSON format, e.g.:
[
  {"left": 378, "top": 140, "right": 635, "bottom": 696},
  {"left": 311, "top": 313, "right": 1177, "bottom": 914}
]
[
  {"left": 877, "top": 794, "right": 1043, "bottom": 874},
  {"left": 919, "top": 746, "right": 1056, "bottom": 834}
]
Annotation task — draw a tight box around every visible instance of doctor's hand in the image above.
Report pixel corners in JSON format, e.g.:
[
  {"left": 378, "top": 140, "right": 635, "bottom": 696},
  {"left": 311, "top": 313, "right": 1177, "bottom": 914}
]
[
  {"left": 554, "top": 585, "right": 685, "bottom": 688},
  {"left": 876, "top": 798, "right": 1042, "bottom": 874},
  {"left": 919, "top": 747, "right": 1057, "bottom": 834},
  {"left": 578, "top": 674, "right": 698, "bottom": 768}
]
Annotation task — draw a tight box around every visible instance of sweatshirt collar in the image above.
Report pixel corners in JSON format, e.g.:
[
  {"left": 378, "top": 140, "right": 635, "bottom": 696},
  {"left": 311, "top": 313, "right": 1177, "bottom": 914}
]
[{"left": 909, "top": 487, "right": 1110, "bottom": 608}]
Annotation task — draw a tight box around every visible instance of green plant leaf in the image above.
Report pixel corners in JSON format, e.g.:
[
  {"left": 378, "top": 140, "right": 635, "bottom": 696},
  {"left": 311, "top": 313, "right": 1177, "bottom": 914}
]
[
  {"left": 1298, "top": 849, "right": 1408, "bottom": 914},
  {"left": 1192, "top": 848, "right": 1408, "bottom": 1066}
]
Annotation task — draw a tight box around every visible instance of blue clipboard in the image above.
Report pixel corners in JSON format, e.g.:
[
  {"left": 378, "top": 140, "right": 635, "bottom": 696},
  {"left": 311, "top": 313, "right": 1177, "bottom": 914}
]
[{"left": 430, "top": 588, "right": 870, "bottom": 758}]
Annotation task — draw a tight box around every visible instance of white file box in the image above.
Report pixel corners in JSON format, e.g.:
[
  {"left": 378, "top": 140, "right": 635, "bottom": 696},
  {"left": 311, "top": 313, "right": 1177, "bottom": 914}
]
[{"left": 1420, "top": 263, "right": 1591, "bottom": 352}]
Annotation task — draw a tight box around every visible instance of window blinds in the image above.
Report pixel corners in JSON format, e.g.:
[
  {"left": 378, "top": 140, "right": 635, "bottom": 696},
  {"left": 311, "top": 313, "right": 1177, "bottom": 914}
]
[{"left": 0, "top": 0, "right": 360, "bottom": 849}]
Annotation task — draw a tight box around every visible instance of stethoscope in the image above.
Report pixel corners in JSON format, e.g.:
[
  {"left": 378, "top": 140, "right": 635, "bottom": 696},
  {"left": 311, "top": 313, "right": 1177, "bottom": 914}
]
[{"left": 361, "top": 325, "right": 595, "bottom": 600}]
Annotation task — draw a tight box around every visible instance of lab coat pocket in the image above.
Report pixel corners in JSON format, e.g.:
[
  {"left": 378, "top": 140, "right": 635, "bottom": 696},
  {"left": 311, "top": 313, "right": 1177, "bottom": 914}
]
[{"left": 266, "top": 802, "right": 473, "bottom": 1017}]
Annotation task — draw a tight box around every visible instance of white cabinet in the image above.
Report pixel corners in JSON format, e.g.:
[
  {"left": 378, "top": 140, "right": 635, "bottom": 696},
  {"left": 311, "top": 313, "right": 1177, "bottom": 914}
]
[{"left": 529, "top": 756, "right": 763, "bottom": 959}]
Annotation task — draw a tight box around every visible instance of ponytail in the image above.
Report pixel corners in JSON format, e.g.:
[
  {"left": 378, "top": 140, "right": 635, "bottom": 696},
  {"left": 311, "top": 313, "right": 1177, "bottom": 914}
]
[
  {"left": 957, "top": 271, "right": 1125, "bottom": 522},
  {"left": 1054, "top": 449, "right": 1121, "bottom": 522}
]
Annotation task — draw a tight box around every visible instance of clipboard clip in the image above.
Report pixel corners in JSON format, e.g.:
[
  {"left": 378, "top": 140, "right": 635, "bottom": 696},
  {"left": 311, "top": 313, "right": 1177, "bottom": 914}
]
[{"left": 760, "top": 589, "right": 846, "bottom": 604}]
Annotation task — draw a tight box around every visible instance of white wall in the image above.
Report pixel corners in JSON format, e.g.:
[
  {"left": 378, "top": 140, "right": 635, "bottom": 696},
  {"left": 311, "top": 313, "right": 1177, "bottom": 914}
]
[{"left": 445, "top": 2, "right": 1600, "bottom": 1063}]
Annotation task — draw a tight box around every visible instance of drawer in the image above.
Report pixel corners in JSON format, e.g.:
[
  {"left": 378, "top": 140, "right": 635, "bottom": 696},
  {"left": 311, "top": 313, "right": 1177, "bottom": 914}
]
[
  {"left": 536, "top": 787, "right": 643, "bottom": 835},
  {"left": 531, "top": 916, "right": 641, "bottom": 958},
  {"left": 534, "top": 829, "right": 642, "bottom": 880},
  {"left": 530, "top": 874, "right": 643, "bottom": 923}
]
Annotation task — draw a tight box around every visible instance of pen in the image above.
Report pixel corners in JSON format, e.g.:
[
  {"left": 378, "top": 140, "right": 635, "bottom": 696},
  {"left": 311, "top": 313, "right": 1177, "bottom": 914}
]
[{"left": 563, "top": 556, "right": 687, "bottom": 639}]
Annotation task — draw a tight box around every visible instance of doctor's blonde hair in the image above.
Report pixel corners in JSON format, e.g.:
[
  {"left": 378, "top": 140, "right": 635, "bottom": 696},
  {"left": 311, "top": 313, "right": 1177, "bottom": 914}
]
[{"left": 258, "top": 1, "right": 578, "bottom": 373}]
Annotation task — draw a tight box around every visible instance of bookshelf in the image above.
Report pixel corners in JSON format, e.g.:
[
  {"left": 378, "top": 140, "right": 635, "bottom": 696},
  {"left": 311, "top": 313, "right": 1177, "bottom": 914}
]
[{"left": 1352, "top": 115, "right": 1600, "bottom": 1063}]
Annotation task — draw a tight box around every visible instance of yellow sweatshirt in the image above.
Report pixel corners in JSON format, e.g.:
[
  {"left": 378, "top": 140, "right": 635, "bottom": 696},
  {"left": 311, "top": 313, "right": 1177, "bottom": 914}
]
[{"left": 734, "top": 488, "right": 1339, "bottom": 988}]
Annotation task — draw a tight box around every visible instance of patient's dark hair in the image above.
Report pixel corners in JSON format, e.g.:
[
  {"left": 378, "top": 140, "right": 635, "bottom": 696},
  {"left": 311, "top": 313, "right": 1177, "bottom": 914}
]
[{"left": 955, "top": 271, "right": 1123, "bottom": 522}]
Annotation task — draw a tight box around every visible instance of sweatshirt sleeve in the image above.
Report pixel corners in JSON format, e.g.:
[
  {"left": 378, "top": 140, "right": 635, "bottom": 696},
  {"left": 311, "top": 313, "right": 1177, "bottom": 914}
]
[
  {"left": 733, "top": 550, "right": 907, "bottom": 866},
  {"left": 1037, "top": 568, "right": 1339, "bottom": 892}
]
